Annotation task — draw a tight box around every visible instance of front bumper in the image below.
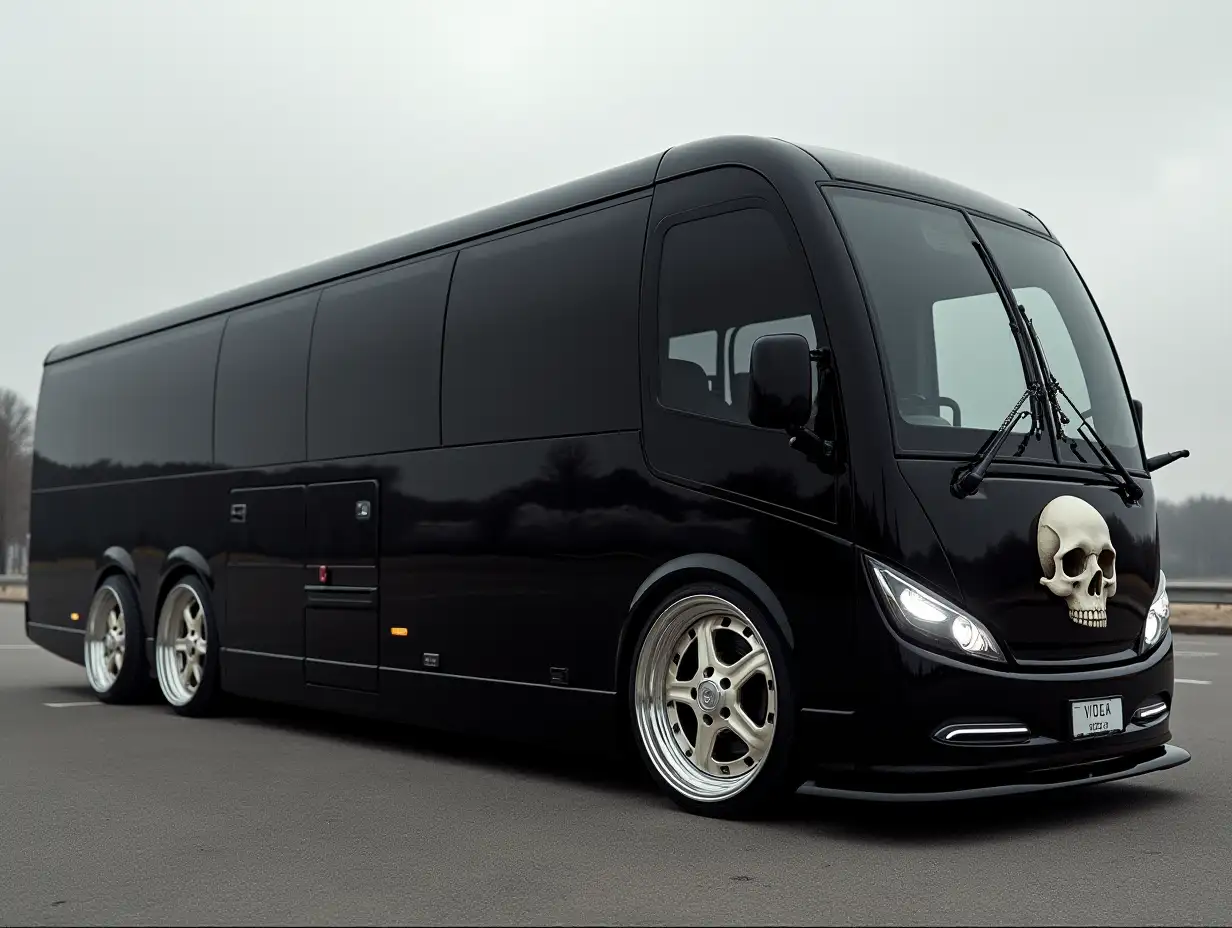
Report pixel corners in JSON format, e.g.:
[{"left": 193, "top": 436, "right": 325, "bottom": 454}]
[
  {"left": 792, "top": 620, "right": 1188, "bottom": 798},
  {"left": 799, "top": 743, "right": 1190, "bottom": 801}
]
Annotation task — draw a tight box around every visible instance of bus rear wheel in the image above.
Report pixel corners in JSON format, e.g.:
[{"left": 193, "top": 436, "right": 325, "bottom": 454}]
[
  {"left": 629, "top": 581, "right": 799, "bottom": 819},
  {"left": 84, "top": 574, "right": 152, "bottom": 704},
  {"left": 155, "top": 575, "right": 223, "bottom": 717}
]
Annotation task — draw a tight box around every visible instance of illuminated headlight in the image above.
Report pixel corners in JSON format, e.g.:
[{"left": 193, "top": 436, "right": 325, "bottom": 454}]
[
  {"left": 1142, "top": 570, "right": 1170, "bottom": 652},
  {"left": 867, "top": 556, "right": 1005, "bottom": 663}
]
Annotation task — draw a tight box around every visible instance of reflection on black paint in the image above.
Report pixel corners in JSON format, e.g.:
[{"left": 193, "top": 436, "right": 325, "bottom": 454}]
[
  {"left": 32, "top": 455, "right": 222, "bottom": 489},
  {"left": 28, "top": 430, "right": 857, "bottom": 706}
]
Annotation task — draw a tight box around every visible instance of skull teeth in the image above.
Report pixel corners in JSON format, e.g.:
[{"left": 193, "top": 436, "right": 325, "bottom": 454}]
[{"left": 1069, "top": 609, "right": 1108, "bottom": 628}]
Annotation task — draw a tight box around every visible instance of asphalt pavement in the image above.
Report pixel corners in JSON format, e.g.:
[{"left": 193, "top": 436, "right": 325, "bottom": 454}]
[{"left": 2, "top": 602, "right": 1229, "bottom": 926}]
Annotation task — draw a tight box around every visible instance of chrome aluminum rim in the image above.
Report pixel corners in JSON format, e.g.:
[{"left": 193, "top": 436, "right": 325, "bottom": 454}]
[
  {"left": 156, "top": 583, "right": 208, "bottom": 707},
  {"left": 634, "top": 594, "right": 778, "bottom": 803},
  {"left": 84, "top": 585, "right": 126, "bottom": 693}
]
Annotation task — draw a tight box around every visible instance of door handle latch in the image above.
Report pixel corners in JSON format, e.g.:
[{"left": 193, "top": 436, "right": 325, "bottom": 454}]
[{"left": 229, "top": 503, "right": 247, "bottom": 524}]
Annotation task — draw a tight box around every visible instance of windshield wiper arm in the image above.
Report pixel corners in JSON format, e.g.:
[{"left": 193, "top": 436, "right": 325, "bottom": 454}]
[
  {"left": 970, "top": 240, "right": 1048, "bottom": 442},
  {"left": 951, "top": 386, "right": 1039, "bottom": 498},
  {"left": 967, "top": 237, "right": 1144, "bottom": 505},
  {"left": 950, "top": 241, "right": 1048, "bottom": 499},
  {"left": 1020, "top": 311, "right": 1144, "bottom": 504}
]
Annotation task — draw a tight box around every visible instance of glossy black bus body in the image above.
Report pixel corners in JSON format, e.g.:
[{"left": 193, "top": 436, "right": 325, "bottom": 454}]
[{"left": 26, "top": 136, "right": 1188, "bottom": 816}]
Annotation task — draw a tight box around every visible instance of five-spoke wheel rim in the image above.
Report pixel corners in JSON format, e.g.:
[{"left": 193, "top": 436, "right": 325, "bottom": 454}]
[
  {"left": 85, "top": 585, "right": 126, "bottom": 693},
  {"left": 156, "top": 583, "right": 208, "bottom": 707},
  {"left": 634, "top": 594, "right": 778, "bottom": 803}
]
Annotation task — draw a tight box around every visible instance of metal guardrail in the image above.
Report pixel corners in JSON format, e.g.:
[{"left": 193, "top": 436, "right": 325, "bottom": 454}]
[
  {"left": 1169, "top": 580, "right": 1232, "bottom": 605},
  {"left": 0, "top": 574, "right": 27, "bottom": 602}
]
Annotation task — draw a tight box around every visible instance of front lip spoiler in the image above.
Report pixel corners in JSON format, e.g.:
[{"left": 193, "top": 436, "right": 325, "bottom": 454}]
[{"left": 796, "top": 743, "right": 1191, "bottom": 803}]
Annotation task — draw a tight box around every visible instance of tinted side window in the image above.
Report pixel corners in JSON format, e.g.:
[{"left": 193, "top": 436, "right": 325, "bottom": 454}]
[
  {"left": 441, "top": 198, "right": 649, "bottom": 446},
  {"left": 658, "top": 207, "right": 819, "bottom": 424},
  {"left": 307, "top": 253, "right": 454, "bottom": 460},
  {"left": 214, "top": 291, "right": 318, "bottom": 468},
  {"left": 32, "top": 317, "right": 223, "bottom": 489}
]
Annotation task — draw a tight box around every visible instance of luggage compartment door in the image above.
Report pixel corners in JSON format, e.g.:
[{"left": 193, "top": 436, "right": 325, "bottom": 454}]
[{"left": 303, "top": 479, "right": 379, "bottom": 692}]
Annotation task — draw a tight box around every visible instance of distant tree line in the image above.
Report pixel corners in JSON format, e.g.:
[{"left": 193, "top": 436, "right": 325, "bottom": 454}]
[
  {"left": 1159, "top": 495, "right": 1232, "bottom": 580},
  {"left": 0, "top": 382, "right": 1228, "bottom": 578},
  {"left": 0, "top": 387, "right": 34, "bottom": 573}
]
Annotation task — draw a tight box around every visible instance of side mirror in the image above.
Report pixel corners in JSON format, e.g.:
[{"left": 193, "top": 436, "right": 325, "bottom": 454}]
[{"left": 748, "top": 333, "right": 813, "bottom": 431}]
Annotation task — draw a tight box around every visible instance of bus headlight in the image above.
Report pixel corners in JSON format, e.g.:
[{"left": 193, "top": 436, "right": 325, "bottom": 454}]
[
  {"left": 867, "top": 556, "right": 1005, "bottom": 663},
  {"left": 1142, "top": 570, "right": 1170, "bottom": 653}
]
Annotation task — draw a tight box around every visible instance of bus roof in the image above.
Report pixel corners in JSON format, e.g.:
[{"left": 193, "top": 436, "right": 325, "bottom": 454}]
[{"left": 45, "top": 135, "right": 1049, "bottom": 364}]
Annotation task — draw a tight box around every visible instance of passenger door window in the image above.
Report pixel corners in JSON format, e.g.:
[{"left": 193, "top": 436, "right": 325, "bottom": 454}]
[
  {"left": 657, "top": 207, "right": 820, "bottom": 427},
  {"left": 640, "top": 171, "right": 837, "bottom": 527}
]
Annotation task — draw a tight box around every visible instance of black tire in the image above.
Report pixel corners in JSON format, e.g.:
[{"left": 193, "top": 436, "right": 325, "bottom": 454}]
[
  {"left": 627, "top": 579, "right": 801, "bottom": 819},
  {"left": 83, "top": 574, "right": 155, "bottom": 704},
  {"left": 154, "top": 574, "right": 224, "bottom": 718}
]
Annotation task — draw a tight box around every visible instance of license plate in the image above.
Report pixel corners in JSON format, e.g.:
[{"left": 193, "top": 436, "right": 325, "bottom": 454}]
[{"left": 1071, "top": 696, "right": 1123, "bottom": 738}]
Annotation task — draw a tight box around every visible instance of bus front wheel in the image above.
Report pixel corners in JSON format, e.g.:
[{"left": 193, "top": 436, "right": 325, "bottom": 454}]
[{"left": 628, "top": 581, "right": 799, "bottom": 819}]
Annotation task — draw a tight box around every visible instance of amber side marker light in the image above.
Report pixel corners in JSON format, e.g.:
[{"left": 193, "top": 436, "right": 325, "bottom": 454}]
[
  {"left": 390, "top": 627, "right": 408, "bottom": 637},
  {"left": 70, "top": 613, "right": 80, "bottom": 622}
]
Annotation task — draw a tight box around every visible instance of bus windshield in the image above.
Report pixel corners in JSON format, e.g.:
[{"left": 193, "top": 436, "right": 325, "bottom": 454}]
[{"left": 826, "top": 187, "right": 1143, "bottom": 471}]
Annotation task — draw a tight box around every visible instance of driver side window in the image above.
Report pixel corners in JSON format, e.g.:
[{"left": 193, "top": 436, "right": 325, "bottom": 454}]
[{"left": 658, "top": 207, "right": 819, "bottom": 426}]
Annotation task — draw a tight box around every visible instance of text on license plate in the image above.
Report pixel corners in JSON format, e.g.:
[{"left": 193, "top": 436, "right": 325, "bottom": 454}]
[{"left": 1071, "top": 696, "right": 1123, "bottom": 738}]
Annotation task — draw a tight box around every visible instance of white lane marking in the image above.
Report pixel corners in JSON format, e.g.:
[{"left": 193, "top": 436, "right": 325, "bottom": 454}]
[
  {"left": 0, "top": 644, "right": 38, "bottom": 650},
  {"left": 43, "top": 701, "right": 102, "bottom": 708},
  {"left": 1176, "top": 678, "right": 1212, "bottom": 686},
  {"left": 1175, "top": 650, "right": 1219, "bottom": 657}
]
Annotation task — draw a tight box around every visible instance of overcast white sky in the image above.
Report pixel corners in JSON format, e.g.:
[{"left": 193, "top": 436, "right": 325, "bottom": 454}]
[{"left": 1, "top": 0, "right": 1228, "bottom": 501}]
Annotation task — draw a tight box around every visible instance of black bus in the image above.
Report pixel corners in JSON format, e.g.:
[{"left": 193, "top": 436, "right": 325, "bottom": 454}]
[{"left": 25, "top": 135, "right": 1191, "bottom": 817}]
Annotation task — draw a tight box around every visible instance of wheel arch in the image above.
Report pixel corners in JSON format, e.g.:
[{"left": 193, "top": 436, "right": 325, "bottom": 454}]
[
  {"left": 94, "top": 547, "right": 139, "bottom": 594},
  {"left": 158, "top": 547, "right": 214, "bottom": 598},
  {"left": 156, "top": 548, "right": 214, "bottom": 616},
  {"left": 615, "top": 553, "right": 796, "bottom": 699}
]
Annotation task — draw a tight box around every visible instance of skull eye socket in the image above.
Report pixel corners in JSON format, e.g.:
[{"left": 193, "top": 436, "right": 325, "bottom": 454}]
[
  {"left": 1061, "top": 548, "right": 1087, "bottom": 578},
  {"left": 1098, "top": 549, "right": 1116, "bottom": 575}
]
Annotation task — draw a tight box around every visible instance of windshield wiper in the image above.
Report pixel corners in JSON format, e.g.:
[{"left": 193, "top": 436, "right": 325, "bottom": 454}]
[
  {"left": 954, "top": 238, "right": 1150, "bottom": 504},
  {"left": 950, "top": 241, "right": 1048, "bottom": 498},
  {"left": 962, "top": 238, "right": 1144, "bottom": 504},
  {"left": 1021, "top": 311, "right": 1144, "bottom": 504},
  {"left": 951, "top": 384, "right": 1041, "bottom": 498},
  {"left": 969, "top": 240, "right": 1049, "bottom": 438}
]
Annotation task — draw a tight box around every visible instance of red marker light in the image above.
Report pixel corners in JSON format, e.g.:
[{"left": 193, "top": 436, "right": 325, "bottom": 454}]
[{"left": 318, "top": 565, "right": 328, "bottom": 583}]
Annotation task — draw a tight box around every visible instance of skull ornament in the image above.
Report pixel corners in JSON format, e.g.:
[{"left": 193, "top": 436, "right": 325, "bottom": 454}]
[{"left": 1036, "top": 495, "right": 1117, "bottom": 627}]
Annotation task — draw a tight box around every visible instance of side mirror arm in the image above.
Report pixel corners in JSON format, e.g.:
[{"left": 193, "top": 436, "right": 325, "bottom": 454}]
[
  {"left": 787, "top": 424, "right": 834, "bottom": 466},
  {"left": 787, "top": 347, "right": 840, "bottom": 469}
]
